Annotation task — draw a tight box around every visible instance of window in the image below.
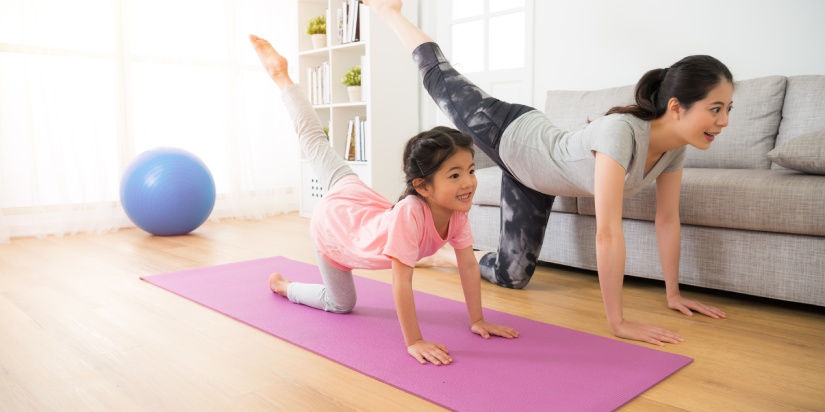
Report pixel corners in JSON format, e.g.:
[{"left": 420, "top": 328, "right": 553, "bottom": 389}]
[{"left": 0, "top": 0, "right": 299, "bottom": 239}]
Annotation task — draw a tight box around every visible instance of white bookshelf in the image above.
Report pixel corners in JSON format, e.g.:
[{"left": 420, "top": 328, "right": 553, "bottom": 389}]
[{"left": 297, "top": 0, "right": 420, "bottom": 217}]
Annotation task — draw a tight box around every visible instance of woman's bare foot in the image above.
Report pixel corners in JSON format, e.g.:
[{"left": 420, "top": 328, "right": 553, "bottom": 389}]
[
  {"left": 269, "top": 272, "right": 291, "bottom": 297},
  {"left": 248, "top": 34, "right": 293, "bottom": 88}
]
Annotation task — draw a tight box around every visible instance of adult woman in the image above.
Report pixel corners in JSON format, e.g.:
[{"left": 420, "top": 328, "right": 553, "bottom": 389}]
[{"left": 365, "top": 0, "right": 729, "bottom": 345}]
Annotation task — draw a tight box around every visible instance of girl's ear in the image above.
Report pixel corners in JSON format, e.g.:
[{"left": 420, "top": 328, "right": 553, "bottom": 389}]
[
  {"left": 668, "top": 97, "right": 683, "bottom": 120},
  {"left": 413, "top": 177, "right": 431, "bottom": 197}
]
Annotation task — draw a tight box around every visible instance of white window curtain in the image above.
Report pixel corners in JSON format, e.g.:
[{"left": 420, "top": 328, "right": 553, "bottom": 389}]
[{"left": 0, "top": 0, "right": 301, "bottom": 241}]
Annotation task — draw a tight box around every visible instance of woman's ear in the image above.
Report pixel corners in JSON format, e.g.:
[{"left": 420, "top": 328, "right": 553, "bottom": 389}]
[
  {"left": 668, "top": 97, "right": 683, "bottom": 120},
  {"left": 413, "top": 177, "right": 431, "bottom": 197}
]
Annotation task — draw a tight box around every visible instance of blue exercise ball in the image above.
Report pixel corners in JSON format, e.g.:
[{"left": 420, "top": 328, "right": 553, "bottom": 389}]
[{"left": 120, "top": 147, "right": 216, "bottom": 236}]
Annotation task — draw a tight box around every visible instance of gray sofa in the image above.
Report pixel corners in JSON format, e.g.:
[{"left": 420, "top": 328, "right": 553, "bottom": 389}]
[{"left": 469, "top": 75, "right": 825, "bottom": 307}]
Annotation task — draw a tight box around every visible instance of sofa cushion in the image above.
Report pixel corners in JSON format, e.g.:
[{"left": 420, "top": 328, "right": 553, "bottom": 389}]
[
  {"left": 684, "top": 75, "right": 786, "bottom": 170},
  {"left": 774, "top": 75, "right": 825, "bottom": 169},
  {"left": 545, "top": 85, "right": 635, "bottom": 131},
  {"left": 767, "top": 130, "right": 825, "bottom": 175},
  {"left": 472, "top": 166, "right": 577, "bottom": 213},
  {"left": 576, "top": 168, "right": 825, "bottom": 236}
]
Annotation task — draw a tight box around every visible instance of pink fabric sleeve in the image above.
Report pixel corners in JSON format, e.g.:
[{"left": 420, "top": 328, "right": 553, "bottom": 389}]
[
  {"left": 382, "top": 201, "right": 424, "bottom": 268},
  {"left": 448, "top": 212, "right": 474, "bottom": 250}
]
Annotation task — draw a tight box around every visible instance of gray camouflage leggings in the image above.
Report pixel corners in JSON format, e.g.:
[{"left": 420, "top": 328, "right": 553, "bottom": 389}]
[{"left": 413, "top": 42, "right": 555, "bottom": 289}]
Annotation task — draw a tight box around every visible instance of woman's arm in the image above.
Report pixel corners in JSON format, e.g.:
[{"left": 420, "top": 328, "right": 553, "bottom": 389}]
[
  {"left": 594, "top": 152, "right": 683, "bottom": 345},
  {"left": 655, "top": 170, "right": 727, "bottom": 319},
  {"left": 454, "top": 246, "right": 519, "bottom": 339},
  {"left": 363, "top": 0, "right": 433, "bottom": 54},
  {"left": 654, "top": 169, "right": 683, "bottom": 299},
  {"left": 391, "top": 258, "right": 453, "bottom": 365}
]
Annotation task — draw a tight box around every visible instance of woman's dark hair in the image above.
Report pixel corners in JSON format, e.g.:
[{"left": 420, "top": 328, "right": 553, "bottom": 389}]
[
  {"left": 399, "top": 126, "right": 474, "bottom": 201},
  {"left": 606, "top": 55, "right": 733, "bottom": 120}
]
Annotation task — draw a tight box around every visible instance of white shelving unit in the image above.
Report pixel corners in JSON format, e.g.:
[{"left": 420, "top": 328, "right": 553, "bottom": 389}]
[{"left": 297, "top": 0, "right": 420, "bottom": 217}]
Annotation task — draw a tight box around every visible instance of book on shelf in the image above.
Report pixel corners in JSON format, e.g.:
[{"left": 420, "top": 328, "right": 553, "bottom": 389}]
[
  {"left": 306, "top": 62, "right": 330, "bottom": 105},
  {"left": 354, "top": 115, "right": 361, "bottom": 162},
  {"left": 337, "top": 0, "right": 361, "bottom": 44},
  {"left": 345, "top": 120, "right": 355, "bottom": 161},
  {"left": 343, "top": 116, "right": 367, "bottom": 161}
]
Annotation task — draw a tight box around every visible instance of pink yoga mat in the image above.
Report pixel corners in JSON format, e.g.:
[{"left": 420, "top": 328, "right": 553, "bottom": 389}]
[{"left": 142, "top": 256, "right": 691, "bottom": 411}]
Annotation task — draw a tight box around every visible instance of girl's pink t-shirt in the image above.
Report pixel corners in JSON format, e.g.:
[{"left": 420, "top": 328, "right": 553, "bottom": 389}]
[{"left": 310, "top": 175, "right": 474, "bottom": 270}]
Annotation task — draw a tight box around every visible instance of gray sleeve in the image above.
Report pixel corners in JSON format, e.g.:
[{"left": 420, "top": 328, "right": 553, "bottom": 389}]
[{"left": 589, "top": 117, "right": 634, "bottom": 171}]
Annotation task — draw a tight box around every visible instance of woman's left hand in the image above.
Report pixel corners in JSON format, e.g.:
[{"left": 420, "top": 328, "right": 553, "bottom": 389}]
[
  {"left": 471, "top": 320, "right": 519, "bottom": 339},
  {"left": 668, "top": 294, "right": 727, "bottom": 319}
]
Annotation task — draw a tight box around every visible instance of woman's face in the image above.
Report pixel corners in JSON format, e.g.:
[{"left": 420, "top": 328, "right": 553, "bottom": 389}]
[{"left": 677, "top": 81, "right": 734, "bottom": 150}]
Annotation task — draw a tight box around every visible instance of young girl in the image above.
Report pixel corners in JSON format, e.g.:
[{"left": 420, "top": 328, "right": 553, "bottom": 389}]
[
  {"left": 248, "top": 34, "right": 518, "bottom": 366},
  {"left": 364, "top": 0, "right": 729, "bottom": 346}
]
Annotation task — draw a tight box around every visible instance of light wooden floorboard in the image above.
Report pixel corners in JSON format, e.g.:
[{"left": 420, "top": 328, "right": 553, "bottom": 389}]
[{"left": 1, "top": 213, "right": 823, "bottom": 411}]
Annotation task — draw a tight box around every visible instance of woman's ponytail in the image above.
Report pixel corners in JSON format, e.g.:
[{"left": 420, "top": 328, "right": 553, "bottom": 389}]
[
  {"left": 606, "top": 67, "right": 669, "bottom": 120},
  {"left": 607, "top": 55, "right": 733, "bottom": 121}
]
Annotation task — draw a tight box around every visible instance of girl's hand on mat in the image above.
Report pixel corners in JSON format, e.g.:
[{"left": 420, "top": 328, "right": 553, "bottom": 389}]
[
  {"left": 614, "top": 320, "right": 683, "bottom": 346},
  {"left": 471, "top": 320, "right": 519, "bottom": 339},
  {"left": 408, "top": 340, "right": 453, "bottom": 366},
  {"left": 667, "top": 295, "right": 727, "bottom": 319}
]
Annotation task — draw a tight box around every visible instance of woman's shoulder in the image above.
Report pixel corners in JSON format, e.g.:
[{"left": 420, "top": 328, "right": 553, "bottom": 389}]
[
  {"left": 596, "top": 112, "right": 647, "bottom": 128},
  {"left": 588, "top": 113, "right": 650, "bottom": 139}
]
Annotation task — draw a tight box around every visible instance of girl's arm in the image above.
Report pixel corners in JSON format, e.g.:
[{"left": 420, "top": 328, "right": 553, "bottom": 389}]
[
  {"left": 391, "top": 258, "right": 453, "bottom": 365},
  {"left": 655, "top": 170, "right": 727, "bottom": 319},
  {"left": 454, "top": 246, "right": 519, "bottom": 339},
  {"left": 593, "top": 152, "right": 683, "bottom": 346}
]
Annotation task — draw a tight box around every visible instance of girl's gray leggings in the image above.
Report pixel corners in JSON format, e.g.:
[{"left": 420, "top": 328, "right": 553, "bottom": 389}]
[
  {"left": 413, "top": 42, "right": 555, "bottom": 289},
  {"left": 281, "top": 84, "right": 357, "bottom": 312}
]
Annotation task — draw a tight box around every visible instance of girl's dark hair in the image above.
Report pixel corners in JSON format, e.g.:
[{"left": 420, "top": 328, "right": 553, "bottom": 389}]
[
  {"left": 606, "top": 55, "right": 733, "bottom": 120},
  {"left": 399, "top": 126, "right": 474, "bottom": 201}
]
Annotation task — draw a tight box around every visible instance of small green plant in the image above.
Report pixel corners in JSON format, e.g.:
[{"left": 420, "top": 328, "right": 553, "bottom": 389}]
[
  {"left": 341, "top": 65, "right": 361, "bottom": 87},
  {"left": 306, "top": 15, "right": 326, "bottom": 35}
]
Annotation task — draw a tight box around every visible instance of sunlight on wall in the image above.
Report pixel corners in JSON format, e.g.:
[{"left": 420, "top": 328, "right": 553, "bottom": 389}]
[{"left": 0, "top": 0, "right": 300, "bottom": 238}]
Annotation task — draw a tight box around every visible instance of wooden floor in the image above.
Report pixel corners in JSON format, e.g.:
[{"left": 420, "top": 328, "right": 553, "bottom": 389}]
[{"left": 1, "top": 213, "right": 823, "bottom": 411}]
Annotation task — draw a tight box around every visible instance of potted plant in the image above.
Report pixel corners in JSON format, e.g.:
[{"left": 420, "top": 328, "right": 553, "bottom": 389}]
[
  {"left": 306, "top": 15, "right": 326, "bottom": 49},
  {"left": 342, "top": 65, "right": 361, "bottom": 102}
]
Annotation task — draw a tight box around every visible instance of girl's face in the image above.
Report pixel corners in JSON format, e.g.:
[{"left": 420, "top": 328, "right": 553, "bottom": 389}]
[
  {"left": 417, "top": 149, "right": 477, "bottom": 218},
  {"left": 676, "top": 81, "right": 734, "bottom": 150}
]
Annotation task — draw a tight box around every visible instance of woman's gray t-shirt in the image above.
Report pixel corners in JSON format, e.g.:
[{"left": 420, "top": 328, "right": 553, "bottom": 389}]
[{"left": 498, "top": 111, "right": 685, "bottom": 197}]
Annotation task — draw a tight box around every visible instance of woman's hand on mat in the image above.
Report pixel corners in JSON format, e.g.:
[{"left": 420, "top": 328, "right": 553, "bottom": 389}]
[
  {"left": 471, "top": 320, "right": 519, "bottom": 339},
  {"left": 667, "top": 294, "right": 727, "bottom": 319},
  {"left": 613, "top": 320, "right": 684, "bottom": 346},
  {"left": 408, "top": 340, "right": 453, "bottom": 366}
]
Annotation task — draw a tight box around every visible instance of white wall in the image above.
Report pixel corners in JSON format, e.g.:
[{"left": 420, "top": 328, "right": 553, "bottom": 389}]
[{"left": 531, "top": 0, "right": 825, "bottom": 107}]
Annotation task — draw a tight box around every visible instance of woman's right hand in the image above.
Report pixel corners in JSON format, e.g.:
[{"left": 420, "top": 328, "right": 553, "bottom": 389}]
[
  {"left": 613, "top": 319, "right": 684, "bottom": 346},
  {"left": 407, "top": 340, "right": 453, "bottom": 365}
]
